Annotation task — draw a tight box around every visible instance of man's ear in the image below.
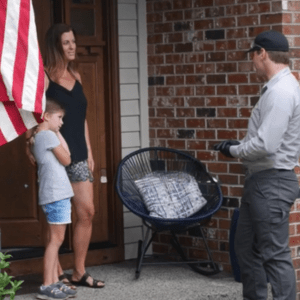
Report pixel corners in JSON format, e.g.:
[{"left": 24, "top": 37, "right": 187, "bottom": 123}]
[{"left": 260, "top": 48, "right": 268, "bottom": 60}]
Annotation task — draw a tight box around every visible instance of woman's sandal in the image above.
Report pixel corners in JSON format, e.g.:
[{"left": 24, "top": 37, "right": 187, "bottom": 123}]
[
  {"left": 58, "top": 273, "right": 77, "bottom": 290},
  {"left": 71, "top": 272, "right": 105, "bottom": 288}
]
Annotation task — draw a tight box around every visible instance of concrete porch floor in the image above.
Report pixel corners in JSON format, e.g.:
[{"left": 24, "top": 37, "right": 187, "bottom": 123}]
[{"left": 11, "top": 259, "right": 275, "bottom": 300}]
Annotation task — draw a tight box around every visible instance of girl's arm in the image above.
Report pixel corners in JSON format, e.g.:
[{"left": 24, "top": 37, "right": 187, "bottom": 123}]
[{"left": 52, "top": 132, "right": 71, "bottom": 166}]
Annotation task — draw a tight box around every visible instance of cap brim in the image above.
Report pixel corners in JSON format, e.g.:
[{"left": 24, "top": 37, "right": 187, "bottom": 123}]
[{"left": 246, "top": 46, "right": 261, "bottom": 53}]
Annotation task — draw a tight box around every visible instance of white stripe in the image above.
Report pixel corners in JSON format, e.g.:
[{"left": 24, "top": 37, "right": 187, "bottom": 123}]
[
  {"left": 0, "top": 102, "right": 18, "bottom": 142},
  {"left": 22, "top": 0, "right": 39, "bottom": 112},
  {"left": 1, "top": 0, "right": 21, "bottom": 101},
  {"left": 19, "top": 109, "right": 38, "bottom": 130}
]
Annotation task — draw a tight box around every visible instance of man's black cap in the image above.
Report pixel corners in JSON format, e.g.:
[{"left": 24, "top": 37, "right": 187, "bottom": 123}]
[{"left": 247, "top": 30, "right": 289, "bottom": 53}]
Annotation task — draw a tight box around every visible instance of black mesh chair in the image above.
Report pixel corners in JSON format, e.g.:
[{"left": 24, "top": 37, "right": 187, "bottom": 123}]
[{"left": 115, "top": 147, "right": 223, "bottom": 278}]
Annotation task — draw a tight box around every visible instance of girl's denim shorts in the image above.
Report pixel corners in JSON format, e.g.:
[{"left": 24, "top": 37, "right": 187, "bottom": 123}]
[
  {"left": 65, "top": 160, "right": 94, "bottom": 183},
  {"left": 41, "top": 198, "right": 71, "bottom": 225}
]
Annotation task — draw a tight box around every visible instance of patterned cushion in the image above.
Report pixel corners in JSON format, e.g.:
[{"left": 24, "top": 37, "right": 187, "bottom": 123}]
[{"left": 134, "top": 172, "right": 207, "bottom": 219}]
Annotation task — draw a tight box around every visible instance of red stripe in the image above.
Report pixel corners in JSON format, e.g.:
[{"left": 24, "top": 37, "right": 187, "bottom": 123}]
[
  {"left": 4, "top": 102, "right": 27, "bottom": 135},
  {"left": 0, "top": 0, "right": 7, "bottom": 61},
  {"left": 12, "top": 0, "right": 30, "bottom": 109},
  {"left": 34, "top": 51, "right": 44, "bottom": 114},
  {"left": 0, "top": 129, "right": 7, "bottom": 146},
  {"left": 0, "top": 74, "right": 9, "bottom": 102}
]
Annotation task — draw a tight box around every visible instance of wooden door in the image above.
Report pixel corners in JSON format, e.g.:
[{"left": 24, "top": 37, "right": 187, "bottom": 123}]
[
  {"left": 0, "top": 0, "right": 123, "bottom": 260},
  {"left": 0, "top": 0, "right": 52, "bottom": 248}
]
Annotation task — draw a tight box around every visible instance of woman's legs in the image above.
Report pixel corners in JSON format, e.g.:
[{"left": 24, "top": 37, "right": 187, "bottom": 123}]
[
  {"left": 71, "top": 180, "right": 103, "bottom": 286},
  {"left": 43, "top": 224, "right": 66, "bottom": 286}
]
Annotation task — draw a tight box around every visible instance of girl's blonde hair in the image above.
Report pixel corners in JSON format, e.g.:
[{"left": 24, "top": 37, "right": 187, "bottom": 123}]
[{"left": 44, "top": 23, "right": 78, "bottom": 81}]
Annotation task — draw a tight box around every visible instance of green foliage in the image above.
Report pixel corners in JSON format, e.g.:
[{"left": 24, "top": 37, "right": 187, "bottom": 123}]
[{"left": 0, "top": 252, "right": 23, "bottom": 300}]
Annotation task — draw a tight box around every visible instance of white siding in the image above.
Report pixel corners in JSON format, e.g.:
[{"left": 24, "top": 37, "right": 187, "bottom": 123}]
[{"left": 118, "top": 0, "right": 149, "bottom": 260}]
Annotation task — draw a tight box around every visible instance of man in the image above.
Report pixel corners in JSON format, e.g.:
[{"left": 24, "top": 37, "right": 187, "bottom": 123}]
[{"left": 215, "top": 30, "right": 300, "bottom": 300}]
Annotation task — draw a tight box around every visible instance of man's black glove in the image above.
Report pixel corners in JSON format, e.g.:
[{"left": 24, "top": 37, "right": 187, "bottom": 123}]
[{"left": 213, "top": 140, "right": 240, "bottom": 158}]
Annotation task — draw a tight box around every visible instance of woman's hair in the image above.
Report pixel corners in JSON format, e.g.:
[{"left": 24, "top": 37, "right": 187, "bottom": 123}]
[
  {"left": 44, "top": 23, "right": 77, "bottom": 80},
  {"left": 45, "top": 97, "right": 65, "bottom": 114}
]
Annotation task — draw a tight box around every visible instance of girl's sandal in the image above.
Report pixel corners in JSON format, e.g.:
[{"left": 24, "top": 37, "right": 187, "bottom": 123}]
[{"left": 58, "top": 274, "right": 77, "bottom": 290}]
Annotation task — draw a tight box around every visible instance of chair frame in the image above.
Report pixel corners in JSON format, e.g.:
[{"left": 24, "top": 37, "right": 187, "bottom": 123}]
[{"left": 115, "top": 147, "right": 223, "bottom": 278}]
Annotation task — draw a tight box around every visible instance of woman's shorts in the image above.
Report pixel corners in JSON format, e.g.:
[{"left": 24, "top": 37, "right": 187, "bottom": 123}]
[
  {"left": 41, "top": 198, "right": 71, "bottom": 225},
  {"left": 65, "top": 160, "right": 94, "bottom": 183}
]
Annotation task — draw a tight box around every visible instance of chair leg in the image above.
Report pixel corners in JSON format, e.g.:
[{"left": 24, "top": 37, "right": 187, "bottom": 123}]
[
  {"left": 171, "top": 229, "right": 221, "bottom": 276},
  {"left": 135, "top": 227, "right": 157, "bottom": 279}
]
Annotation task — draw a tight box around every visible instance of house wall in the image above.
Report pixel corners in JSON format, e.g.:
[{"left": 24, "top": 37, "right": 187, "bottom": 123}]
[
  {"left": 146, "top": 0, "right": 300, "bottom": 294},
  {"left": 118, "top": 0, "right": 149, "bottom": 260}
]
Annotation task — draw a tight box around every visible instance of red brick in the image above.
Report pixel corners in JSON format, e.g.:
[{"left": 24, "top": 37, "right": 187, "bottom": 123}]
[
  {"left": 249, "top": 26, "right": 271, "bottom": 37},
  {"left": 156, "top": 87, "right": 174, "bottom": 96},
  {"left": 237, "top": 0, "right": 259, "bottom": 2},
  {"left": 186, "top": 97, "right": 205, "bottom": 107},
  {"left": 165, "top": 33, "right": 183, "bottom": 43},
  {"left": 215, "top": 0, "right": 235, "bottom": 5},
  {"left": 157, "top": 129, "right": 176, "bottom": 138},
  {"left": 150, "top": 139, "right": 166, "bottom": 147},
  {"left": 175, "top": 86, "right": 195, "bottom": 96},
  {"left": 186, "top": 75, "right": 205, "bottom": 85},
  {"left": 219, "top": 219, "right": 231, "bottom": 230},
  {"left": 149, "top": 118, "right": 165, "bottom": 128},
  {"left": 166, "top": 76, "right": 184, "bottom": 85},
  {"left": 194, "top": 0, "right": 213, "bottom": 7},
  {"left": 187, "top": 141, "right": 206, "bottom": 150},
  {"left": 149, "top": 129, "right": 155, "bottom": 138},
  {"left": 261, "top": 13, "right": 282, "bottom": 25},
  {"left": 155, "top": 44, "right": 174, "bottom": 54},
  {"left": 153, "top": 1, "right": 172, "bottom": 11},
  {"left": 167, "top": 139, "right": 186, "bottom": 149},
  {"left": 147, "top": 13, "right": 163, "bottom": 23},
  {"left": 154, "top": 23, "right": 173, "bottom": 33},
  {"left": 239, "top": 85, "right": 260, "bottom": 95},
  {"left": 207, "top": 74, "right": 226, "bottom": 84},
  {"left": 226, "top": 4, "right": 247, "bottom": 15},
  {"left": 228, "top": 74, "right": 248, "bottom": 83},
  {"left": 239, "top": 108, "right": 252, "bottom": 118},
  {"left": 271, "top": 1, "right": 282, "bottom": 12},
  {"left": 217, "top": 130, "right": 238, "bottom": 139},
  {"left": 166, "top": 118, "right": 185, "bottom": 128},
  {"left": 282, "top": 13, "right": 292, "bottom": 23},
  {"left": 205, "top": 7, "right": 225, "bottom": 18},
  {"left": 207, "top": 163, "right": 228, "bottom": 173},
  {"left": 148, "top": 55, "right": 164, "bottom": 65},
  {"left": 229, "top": 163, "right": 245, "bottom": 174},
  {"left": 176, "top": 64, "right": 195, "bottom": 74},
  {"left": 164, "top": 11, "right": 183, "bottom": 21},
  {"left": 156, "top": 108, "right": 175, "bottom": 117},
  {"left": 290, "top": 212, "right": 300, "bottom": 224},
  {"left": 217, "top": 229, "right": 229, "bottom": 241},
  {"left": 196, "top": 63, "right": 215, "bottom": 73},
  {"left": 229, "top": 186, "right": 244, "bottom": 197},
  {"left": 206, "top": 52, "right": 226, "bottom": 62},
  {"left": 197, "top": 151, "right": 217, "bottom": 161},
  {"left": 202, "top": 42, "right": 215, "bottom": 51},
  {"left": 288, "top": 1, "right": 300, "bottom": 11},
  {"left": 147, "top": 2, "right": 153, "bottom": 13},
  {"left": 196, "top": 86, "right": 215, "bottom": 95},
  {"left": 216, "top": 17, "right": 236, "bottom": 28},
  {"left": 150, "top": 97, "right": 184, "bottom": 107},
  {"left": 186, "top": 119, "right": 205, "bottom": 128},
  {"left": 249, "top": 3, "right": 271, "bottom": 14},
  {"left": 189, "top": 249, "right": 209, "bottom": 260},
  {"left": 217, "top": 108, "right": 237, "bottom": 118},
  {"left": 148, "top": 86, "right": 155, "bottom": 96},
  {"left": 290, "top": 224, "right": 296, "bottom": 235},
  {"left": 152, "top": 243, "right": 169, "bottom": 253},
  {"left": 228, "top": 119, "right": 249, "bottom": 128},
  {"left": 238, "top": 62, "right": 254, "bottom": 72},
  {"left": 250, "top": 73, "right": 264, "bottom": 83},
  {"left": 290, "top": 236, "right": 300, "bottom": 247},
  {"left": 148, "top": 45, "right": 155, "bottom": 56},
  {"left": 219, "top": 174, "right": 239, "bottom": 185},
  {"left": 207, "top": 97, "right": 227, "bottom": 106},
  {"left": 194, "top": 19, "right": 214, "bottom": 30},
  {"left": 294, "top": 13, "right": 300, "bottom": 23},
  {"left": 166, "top": 54, "right": 184, "bottom": 64},
  {"left": 149, "top": 107, "right": 155, "bottom": 117},
  {"left": 185, "top": 53, "right": 205, "bottom": 63},
  {"left": 173, "top": 0, "right": 192, "bottom": 9},
  {"left": 216, "top": 62, "right": 237, "bottom": 73},
  {"left": 217, "top": 85, "right": 237, "bottom": 95},
  {"left": 216, "top": 40, "right": 237, "bottom": 51},
  {"left": 176, "top": 108, "right": 195, "bottom": 117},
  {"left": 196, "top": 130, "right": 216, "bottom": 139},
  {"left": 227, "top": 51, "right": 248, "bottom": 61},
  {"left": 283, "top": 25, "right": 300, "bottom": 35},
  {"left": 156, "top": 65, "right": 174, "bottom": 75},
  {"left": 207, "top": 119, "right": 227, "bottom": 128},
  {"left": 227, "top": 28, "right": 247, "bottom": 39},
  {"left": 237, "top": 39, "right": 252, "bottom": 50}
]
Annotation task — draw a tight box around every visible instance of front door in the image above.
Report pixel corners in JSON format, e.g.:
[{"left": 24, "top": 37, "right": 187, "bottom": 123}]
[{"left": 0, "top": 0, "right": 123, "bottom": 267}]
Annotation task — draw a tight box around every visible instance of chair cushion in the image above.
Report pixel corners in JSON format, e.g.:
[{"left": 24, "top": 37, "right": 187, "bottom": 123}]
[{"left": 134, "top": 172, "right": 207, "bottom": 219}]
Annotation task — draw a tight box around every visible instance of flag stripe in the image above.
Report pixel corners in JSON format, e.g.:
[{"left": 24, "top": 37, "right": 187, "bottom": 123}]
[
  {"left": 0, "top": 102, "right": 18, "bottom": 141},
  {"left": 0, "top": 0, "right": 7, "bottom": 59},
  {"left": 12, "top": 0, "right": 30, "bottom": 109},
  {"left": 4, "top": 102, "right": 27, "bottom": 135},
  {"left": 0, "top": 129, "right": 6, "bottom": 145}
]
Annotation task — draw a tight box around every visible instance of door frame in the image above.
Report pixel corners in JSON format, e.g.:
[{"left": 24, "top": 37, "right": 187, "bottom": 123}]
[{"left": 8, "top": 0, "right": 124, "bottom": 276}]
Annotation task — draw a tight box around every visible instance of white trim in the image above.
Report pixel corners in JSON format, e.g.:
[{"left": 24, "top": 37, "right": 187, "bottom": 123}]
[{"left": 137, "top": 0, "right": 149, "bottom": 148}]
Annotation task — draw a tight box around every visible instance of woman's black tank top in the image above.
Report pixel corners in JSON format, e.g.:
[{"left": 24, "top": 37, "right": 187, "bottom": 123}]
[{"left": 46, "top": 78, "right": 88, "bottom": 163}]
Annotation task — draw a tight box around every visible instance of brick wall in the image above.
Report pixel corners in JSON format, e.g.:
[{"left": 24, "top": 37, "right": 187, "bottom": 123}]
[{"left": 146, "top": 0, "right": 300, "bottom": 294}]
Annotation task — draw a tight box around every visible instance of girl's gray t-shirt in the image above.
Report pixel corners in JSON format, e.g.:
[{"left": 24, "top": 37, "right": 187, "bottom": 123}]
[{"left": 32, "top": 130, "right": 74, "bottom": 205}]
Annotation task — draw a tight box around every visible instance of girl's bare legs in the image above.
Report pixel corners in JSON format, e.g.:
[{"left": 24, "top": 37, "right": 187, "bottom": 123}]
[{"left": 43, "top": 224, "right": 66, "bottom": 286}]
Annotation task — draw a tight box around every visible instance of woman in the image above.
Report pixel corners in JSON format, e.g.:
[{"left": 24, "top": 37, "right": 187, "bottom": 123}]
[{"left": 26, "top": 23, "right": 104, "bottom": 289}]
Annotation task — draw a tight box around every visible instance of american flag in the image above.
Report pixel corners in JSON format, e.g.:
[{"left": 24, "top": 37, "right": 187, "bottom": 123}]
[{"left": 0, "top": 0, "right": 45, "bottom": 147}]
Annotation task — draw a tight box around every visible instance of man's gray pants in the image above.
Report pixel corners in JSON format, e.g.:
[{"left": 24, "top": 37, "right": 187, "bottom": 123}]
[{"left": 235, "top": 169, "right": 299, "bottom": 300}]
